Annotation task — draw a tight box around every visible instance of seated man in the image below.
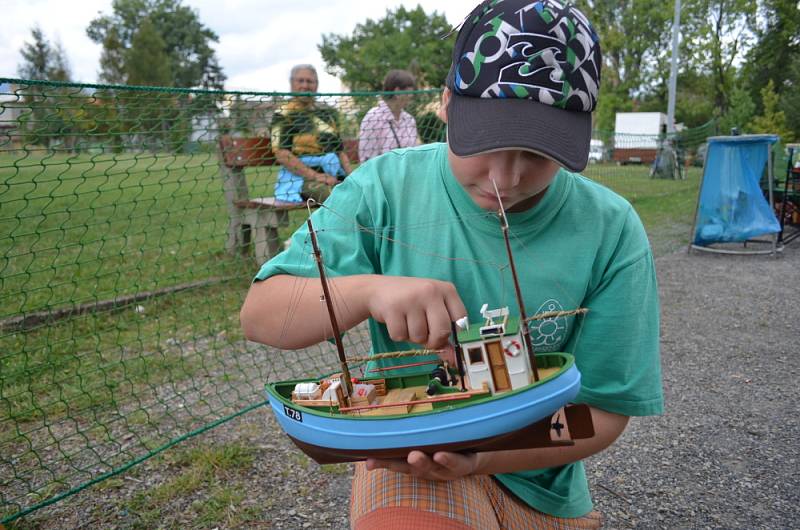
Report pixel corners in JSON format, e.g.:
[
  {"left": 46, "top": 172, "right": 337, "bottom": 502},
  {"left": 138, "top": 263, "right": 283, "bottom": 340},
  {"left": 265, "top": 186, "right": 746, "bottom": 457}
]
[{"left": 271, "top": 64, "right": 352, "bottom": 203}]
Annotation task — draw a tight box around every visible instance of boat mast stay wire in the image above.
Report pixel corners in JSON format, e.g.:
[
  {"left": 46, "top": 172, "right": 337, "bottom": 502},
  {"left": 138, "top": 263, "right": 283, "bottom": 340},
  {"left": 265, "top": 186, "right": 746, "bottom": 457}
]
[
  {"left": 505, "top": 227, "right": 592, "bottom": 356},
  {"left": 280, "top": 199, "right": 590, "bottom": 374},
  {"left": 275, "top": 235, "right": 314, "bottom": 351},
  {"left": 316, "top": 208, "right": 497, "bottom": 233},
  {"left": 305, "top": 202, "right": 343, "bottom": 364},
  {"left": 508, "top": 228, "right": 583, "bottom": 310},
  {"left": 492, "top": 178, "right": 540, "bottom": 382},
  {"left": 313, "top": 201, "right": 509, "bottom": 309},
  {"left": 345, "top": 349, "right": 443, "bottom": 363},
  {"left": 525, "top": 308, "right": 589, "bottom": 322},
  {"left": 307, "top": 215, "right": 354, "bottom": 400},
  {"left": 314, "top": 202, "right": 506, "bottom": 270}
]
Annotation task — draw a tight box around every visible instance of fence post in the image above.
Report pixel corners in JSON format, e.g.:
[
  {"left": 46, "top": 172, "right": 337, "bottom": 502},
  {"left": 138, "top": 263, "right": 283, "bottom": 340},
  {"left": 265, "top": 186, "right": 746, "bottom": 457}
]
[{"left": 219, "top": 158, "right": 251, "bottom": 255}]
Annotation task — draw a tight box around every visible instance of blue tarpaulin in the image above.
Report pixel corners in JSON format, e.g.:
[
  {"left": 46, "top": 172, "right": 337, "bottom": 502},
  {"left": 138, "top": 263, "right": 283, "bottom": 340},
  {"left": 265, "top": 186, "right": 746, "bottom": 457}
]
[{"left": 693, "top": 135, "right": 781, "bottom": 246}]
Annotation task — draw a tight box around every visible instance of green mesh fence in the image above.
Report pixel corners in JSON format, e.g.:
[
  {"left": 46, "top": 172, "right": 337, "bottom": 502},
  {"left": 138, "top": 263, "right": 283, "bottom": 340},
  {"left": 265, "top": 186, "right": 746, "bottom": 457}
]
[{"left": 0, "top": 78, "right": 712, "bottom": 524}]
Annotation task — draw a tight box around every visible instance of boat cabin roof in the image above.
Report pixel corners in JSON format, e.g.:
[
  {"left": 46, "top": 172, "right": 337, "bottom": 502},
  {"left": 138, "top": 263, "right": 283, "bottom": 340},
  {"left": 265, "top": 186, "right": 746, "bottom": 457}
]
[{"left": 457, "top": 316, "right": 521, "bottom": 343}]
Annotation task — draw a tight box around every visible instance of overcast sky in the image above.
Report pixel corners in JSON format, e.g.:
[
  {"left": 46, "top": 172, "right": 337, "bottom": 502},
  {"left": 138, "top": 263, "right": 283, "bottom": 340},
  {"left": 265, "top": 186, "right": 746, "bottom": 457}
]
[{"left": 1, "top": 0, "right": 470, "bottom": 93}]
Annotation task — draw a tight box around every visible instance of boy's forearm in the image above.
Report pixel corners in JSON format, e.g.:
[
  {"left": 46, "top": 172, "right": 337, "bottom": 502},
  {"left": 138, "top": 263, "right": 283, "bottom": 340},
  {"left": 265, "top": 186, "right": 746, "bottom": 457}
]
[
  {"left": 471, "top": 407, "right": 629, "bottom": 475},
  {"left": 240, "top": 274, "right": 379, "bottom": 348}
]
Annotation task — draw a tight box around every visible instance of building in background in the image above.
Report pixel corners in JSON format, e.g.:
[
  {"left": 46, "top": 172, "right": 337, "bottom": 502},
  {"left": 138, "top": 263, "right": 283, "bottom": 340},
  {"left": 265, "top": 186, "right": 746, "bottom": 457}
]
[
  {"left": 613, "top": 112, "right": 668, "bottom": 165},
  {"left": 0, "top": 82, "right": 23, "bottom": 150}
]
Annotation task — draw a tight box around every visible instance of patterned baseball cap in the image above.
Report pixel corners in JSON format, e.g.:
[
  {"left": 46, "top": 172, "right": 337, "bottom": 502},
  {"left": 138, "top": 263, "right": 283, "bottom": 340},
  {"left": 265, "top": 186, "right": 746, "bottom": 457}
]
[{"left": 445, "top": 0, "right": 601, "bottom": 171}]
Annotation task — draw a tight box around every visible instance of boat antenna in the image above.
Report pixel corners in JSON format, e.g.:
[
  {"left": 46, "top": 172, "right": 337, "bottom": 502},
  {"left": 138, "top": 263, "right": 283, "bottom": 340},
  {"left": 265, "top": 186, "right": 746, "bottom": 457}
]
[
  {"left": 491, "top": 180, "right": 540, "bottom": 382},
  {"left": 306, "top": 215, "right": 353, "bottom": 401}
]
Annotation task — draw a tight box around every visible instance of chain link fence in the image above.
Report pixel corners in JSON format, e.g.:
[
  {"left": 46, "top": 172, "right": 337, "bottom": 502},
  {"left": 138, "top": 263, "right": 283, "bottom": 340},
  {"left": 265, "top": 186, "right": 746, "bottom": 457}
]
[{"left": 0, "top": 78, "right": 711, "bottom": 524}]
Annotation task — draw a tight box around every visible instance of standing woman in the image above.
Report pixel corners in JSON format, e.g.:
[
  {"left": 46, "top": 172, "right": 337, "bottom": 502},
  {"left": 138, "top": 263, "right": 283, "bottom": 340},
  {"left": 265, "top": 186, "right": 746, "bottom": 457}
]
[
  {"left": 358, "top": 69, "right": 420, "bottom": 163},
  {"left": 271, "top": 64, "right": 353, "bottom": 203}
]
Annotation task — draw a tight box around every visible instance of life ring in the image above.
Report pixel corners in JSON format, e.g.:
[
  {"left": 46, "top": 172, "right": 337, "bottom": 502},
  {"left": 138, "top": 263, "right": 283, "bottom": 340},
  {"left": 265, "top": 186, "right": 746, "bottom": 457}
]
[{"left": 504, "top": 339, "right": 522, "bottom": 357}]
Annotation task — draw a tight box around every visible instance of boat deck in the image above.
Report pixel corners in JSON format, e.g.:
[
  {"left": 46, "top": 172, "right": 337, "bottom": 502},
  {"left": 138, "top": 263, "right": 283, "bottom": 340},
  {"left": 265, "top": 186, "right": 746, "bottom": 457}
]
[
  {"left": 353, "top": 386, "right": 434, "bottom": 416},
  {"left": 344, "top": 365, "right": 561, "bottom": 416},
  {"left": 288, "top": 365, "right": 565, "bottom": 416}
]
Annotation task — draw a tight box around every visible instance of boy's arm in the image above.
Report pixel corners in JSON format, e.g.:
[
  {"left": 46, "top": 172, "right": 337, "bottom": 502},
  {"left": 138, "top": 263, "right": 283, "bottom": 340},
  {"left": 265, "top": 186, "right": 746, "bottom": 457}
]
[
  {"left": 365, "top": 406, "right": 628, "bottom": 480},
  {"left": 240, "top": 274, "right": 467, "bottom": 350},
  {"left": 470, "top": 406, "right": 628, "bottom": 474}
]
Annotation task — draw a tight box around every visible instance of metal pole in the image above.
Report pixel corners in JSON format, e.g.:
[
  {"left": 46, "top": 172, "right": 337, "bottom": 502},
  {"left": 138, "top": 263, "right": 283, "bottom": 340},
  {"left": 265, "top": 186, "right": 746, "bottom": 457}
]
[
  {"left": 667, "top": 0, "right": 681, "bottom": 134},
  {"left": 687, "top": 138, "right": 709, "bottom": 254},
  {"left": 778, "top": 147, "right": 794, "bottom": 244},
  {"left": 767, "top": 142, "right": 777, "bottom": 256}
]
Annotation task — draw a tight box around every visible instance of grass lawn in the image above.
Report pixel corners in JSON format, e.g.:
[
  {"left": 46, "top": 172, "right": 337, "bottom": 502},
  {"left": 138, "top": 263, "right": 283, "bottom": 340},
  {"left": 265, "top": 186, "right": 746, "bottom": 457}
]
[{"left": 1, "top": 153, "right": 698, "bottom": 316}]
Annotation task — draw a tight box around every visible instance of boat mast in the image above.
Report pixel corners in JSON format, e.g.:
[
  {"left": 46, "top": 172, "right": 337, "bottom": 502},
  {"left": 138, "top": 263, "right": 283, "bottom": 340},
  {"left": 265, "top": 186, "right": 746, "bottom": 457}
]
[
  {"left": 492, "top": 182, "right": 540, "bottom": 382},
  {"left": 306, "top": 218, "right": 353, "bottom": 399},
  {"left": 450, "top": 321, "right": 468, "bottom": 391}
]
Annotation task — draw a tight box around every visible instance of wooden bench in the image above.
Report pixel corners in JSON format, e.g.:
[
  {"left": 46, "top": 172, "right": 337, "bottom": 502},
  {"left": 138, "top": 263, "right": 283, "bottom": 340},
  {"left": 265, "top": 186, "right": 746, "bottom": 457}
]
[{"left": 218, "top": 135, "right": 313, "bottom": 263}]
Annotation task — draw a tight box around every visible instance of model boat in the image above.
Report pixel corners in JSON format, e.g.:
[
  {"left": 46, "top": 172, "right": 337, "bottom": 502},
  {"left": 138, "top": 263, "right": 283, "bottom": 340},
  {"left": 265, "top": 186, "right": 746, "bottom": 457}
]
[{"left": 265, "top": 187, "right": 595, "bottom": 464}]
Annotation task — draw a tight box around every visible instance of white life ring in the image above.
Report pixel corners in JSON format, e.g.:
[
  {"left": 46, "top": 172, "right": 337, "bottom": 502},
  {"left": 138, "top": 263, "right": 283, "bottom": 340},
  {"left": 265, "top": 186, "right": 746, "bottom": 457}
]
[{"left": 503, "top": 339, "right": 522, "bottom": 357}]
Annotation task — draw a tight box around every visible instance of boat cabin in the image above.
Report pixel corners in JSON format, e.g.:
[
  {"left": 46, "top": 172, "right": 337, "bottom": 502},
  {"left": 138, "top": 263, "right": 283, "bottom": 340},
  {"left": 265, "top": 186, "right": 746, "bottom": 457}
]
[{"left": 457, "top": 305, "right": 533, "bottom": 393}]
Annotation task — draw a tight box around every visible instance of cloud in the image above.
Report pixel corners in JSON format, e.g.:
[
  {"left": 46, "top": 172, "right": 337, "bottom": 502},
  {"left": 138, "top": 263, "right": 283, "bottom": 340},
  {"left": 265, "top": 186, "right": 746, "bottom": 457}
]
[
  {"left": 0, "top": 0, "right": 109, "bottom": 81},
  {"left": 2, "top": 0, "right": 469, "bottom": 92}
]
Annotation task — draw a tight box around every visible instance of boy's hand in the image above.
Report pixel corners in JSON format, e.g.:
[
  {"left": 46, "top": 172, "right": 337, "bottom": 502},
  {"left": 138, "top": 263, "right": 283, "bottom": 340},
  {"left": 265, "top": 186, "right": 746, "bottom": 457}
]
[
  {"left": 365, "top": 277, "right": 467, "bottom": 350},
  {"left": 366, "top": 450, "right": 478, "bottom": 481}
]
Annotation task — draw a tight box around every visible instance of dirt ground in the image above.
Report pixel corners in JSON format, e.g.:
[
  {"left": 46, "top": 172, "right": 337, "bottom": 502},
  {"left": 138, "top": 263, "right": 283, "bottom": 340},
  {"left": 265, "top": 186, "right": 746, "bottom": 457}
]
[{"left": 7, "top": 238, "right": 799, "bottom": 530}]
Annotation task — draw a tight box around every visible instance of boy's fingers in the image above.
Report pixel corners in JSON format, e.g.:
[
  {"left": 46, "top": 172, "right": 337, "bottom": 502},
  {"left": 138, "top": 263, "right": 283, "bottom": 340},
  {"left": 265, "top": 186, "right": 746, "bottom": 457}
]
[
  {"left": 406, "top": 451, "right": 436, "bottom": 476},
  {"left": 405, "top": 310, "right": 429, "bottom": 345},
  {"left": 366, "top": 457, "right": 411, "bottom": 474},
  {"left": 441, "top": 284, "right": 467, "bottom": 324},
  {"left": 383, "top": 310, "right": 409, "bottom": 343},
  {"left": 425, "top": 300, "right": 454, "bottom": 349}
]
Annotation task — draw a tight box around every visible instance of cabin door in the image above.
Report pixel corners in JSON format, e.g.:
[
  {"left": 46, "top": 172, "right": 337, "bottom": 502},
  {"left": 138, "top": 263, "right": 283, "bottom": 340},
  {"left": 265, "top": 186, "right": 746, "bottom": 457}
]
[{"left": 485, "top": 341, "right": 511, "bottom": 392}]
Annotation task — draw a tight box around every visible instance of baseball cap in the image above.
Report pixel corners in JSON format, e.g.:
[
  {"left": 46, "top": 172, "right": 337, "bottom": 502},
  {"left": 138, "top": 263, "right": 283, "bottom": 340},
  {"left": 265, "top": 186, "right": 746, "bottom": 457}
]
[{"left": 445, "top": 0, "right": 602, "bottom": 172}]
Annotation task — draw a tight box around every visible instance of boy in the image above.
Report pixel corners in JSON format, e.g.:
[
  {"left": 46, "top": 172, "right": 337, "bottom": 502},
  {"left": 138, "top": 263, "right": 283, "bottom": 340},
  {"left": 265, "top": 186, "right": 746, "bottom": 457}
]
[{"left": 241, "top": 1, "right": 663, "bottom": 528}]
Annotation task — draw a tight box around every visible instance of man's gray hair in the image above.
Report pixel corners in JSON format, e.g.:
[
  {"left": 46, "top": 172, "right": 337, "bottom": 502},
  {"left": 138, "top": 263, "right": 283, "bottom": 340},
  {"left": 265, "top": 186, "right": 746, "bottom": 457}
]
[{"left": 290, "top": 64, "right": 318, "bottom": 81}]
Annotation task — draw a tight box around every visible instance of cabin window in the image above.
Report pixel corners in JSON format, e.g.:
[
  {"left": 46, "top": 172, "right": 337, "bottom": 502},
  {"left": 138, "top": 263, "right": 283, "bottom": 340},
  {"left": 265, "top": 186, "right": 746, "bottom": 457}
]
[{"left": 468, "top": 347, "right": 484, "bottom": 364}]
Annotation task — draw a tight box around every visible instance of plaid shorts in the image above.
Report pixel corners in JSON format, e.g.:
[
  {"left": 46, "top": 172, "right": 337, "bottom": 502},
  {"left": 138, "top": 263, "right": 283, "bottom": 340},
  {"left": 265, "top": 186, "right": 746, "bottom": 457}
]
[{"left": 350, "top": 463, "right": 602, "bottom": 529}]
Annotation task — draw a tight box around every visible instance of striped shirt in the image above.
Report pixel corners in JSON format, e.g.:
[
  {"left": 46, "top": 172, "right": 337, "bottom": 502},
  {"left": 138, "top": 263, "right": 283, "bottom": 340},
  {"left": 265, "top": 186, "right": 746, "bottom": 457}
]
[{"left": 358, "top": 100, "right": 418, "bottom": 162}]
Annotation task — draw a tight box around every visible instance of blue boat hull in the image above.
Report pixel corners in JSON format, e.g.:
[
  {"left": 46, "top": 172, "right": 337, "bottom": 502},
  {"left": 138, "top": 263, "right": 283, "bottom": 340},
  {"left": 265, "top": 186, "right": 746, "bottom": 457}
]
[{"left": 266, "top": 360, "right": 581, "bottom": 462}]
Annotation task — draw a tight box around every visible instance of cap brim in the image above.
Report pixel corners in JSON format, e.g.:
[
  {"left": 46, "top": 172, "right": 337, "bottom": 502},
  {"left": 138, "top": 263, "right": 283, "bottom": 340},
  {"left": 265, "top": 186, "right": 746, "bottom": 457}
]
[{"left": 447, "top": 93, "right": 591, "bottom": 172}]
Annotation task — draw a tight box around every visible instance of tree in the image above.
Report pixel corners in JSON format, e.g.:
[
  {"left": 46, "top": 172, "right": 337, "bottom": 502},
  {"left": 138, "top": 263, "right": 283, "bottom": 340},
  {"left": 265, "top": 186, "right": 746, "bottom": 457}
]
[
  {"left": 719, "top": 84, "right": 755, "bottom": 134},
  {"left": 742, "top": 0, "right": 800, "bottom": 113},
  {"left": 779, "top": 54, "right": 800, "bottom": 139},
  {"left": 17, "top": 26, "right": 72, "bottom": 81},
  {"left": 16, "top": 27, "right": 75, "bottom": 148},
  {"left": 126, "top": 18, "right": 172, "bottom": 87},
  {"left": 572, "top": 1, "right": 674, "bottom": 132},
  {"left": 682, "top": 0, "right": 755, "bottom": 113},
  {"left": 87, "top": 0, "right": 225, "bottom": 89},
  {"left": 319, "top": 6, "right": 453, "bottom": 90},
  {"left": 573, "top": 1, "right": 674, "bottom": 95},
  {"left": 749, "top": 80, "right": 794, "bottom": 141}
]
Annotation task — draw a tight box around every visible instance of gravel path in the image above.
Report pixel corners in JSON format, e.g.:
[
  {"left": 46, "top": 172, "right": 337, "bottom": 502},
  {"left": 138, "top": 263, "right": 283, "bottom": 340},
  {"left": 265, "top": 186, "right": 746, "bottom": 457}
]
[
  {"left": 9, "top": 240, "right": 799, "bottom": 529},
  {"left": 587, "top": 241, "right": 799, "bottom": 529}
]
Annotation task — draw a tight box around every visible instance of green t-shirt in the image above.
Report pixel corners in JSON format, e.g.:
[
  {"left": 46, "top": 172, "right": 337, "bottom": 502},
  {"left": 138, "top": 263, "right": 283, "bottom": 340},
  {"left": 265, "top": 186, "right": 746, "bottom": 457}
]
[{"left": 255, "top": 143, "right": 664, "bottom": 518}]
